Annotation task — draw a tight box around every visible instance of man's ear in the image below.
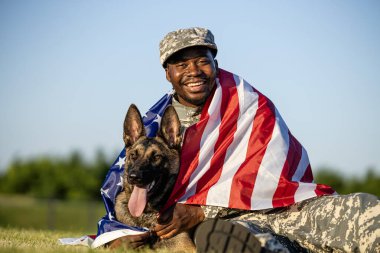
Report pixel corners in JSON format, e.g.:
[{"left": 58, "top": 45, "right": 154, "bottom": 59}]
[
  {"left": 165, "top": 66, "right": 172, "bottom": 83},
  {"left": 123, "top": 104, "right": 145, "bottom": 148},
  {"left": 158, "top": 106, "right": 181, "bottom": 149},
  {"left": 214, "top": 59, "right": 219, "bottom": 76}
]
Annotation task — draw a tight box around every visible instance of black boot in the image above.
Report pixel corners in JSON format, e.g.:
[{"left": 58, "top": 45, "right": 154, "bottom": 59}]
[{"left": 194, "top": 219, "right": 263, "bottom": 253}]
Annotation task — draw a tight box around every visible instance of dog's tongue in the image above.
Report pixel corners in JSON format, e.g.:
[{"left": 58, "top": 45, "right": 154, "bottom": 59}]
[{"left": 128, "top": 186, "right": 147, "bottom": 217}]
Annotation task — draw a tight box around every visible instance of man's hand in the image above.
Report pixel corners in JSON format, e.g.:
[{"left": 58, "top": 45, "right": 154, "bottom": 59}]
[
  {"left": 107, "top": 232, "right": 151, "bottom": 249},
  {"left": 154, "top": 203, "right": 205, "bottom": 239}
]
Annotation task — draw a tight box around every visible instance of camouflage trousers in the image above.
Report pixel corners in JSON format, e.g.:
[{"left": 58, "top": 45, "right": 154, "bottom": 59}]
[{"left": 226, "top": 193, "right": 380, "bottom": 252}]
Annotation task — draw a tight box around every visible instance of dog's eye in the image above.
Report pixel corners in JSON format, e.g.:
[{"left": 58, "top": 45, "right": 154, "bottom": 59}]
[
  {"left": 129, "top": 152, "right": 137, "bottom": 161},
  {"left": 152, "top": 154, "right": 162, "bottom": 163}
]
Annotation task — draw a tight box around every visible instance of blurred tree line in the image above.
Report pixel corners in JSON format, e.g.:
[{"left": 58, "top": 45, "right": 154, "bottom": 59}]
[
  {"left": 0, "top": 152, "right": 379, "bottom": 199},
  {"left": 0, "top": 150, "right": 114, "bottom": 200},
  {"left": 315, "top": 166, "right": 380, "bottom": 196}
]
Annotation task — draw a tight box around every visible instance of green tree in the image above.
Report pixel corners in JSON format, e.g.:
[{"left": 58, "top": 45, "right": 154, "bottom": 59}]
[
  {"left": 0, "top": 150, "right": 112, "bottom": 200},
  {"left": 315, "top": 167, "right": 380, "bottom": 197},
  {"left": 314, "top": 167, "right": 344, "bottom": 193}
]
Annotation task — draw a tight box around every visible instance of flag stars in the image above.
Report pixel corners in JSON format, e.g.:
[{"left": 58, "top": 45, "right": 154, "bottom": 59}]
[
  {"left": 101, "top": 188, "right": 110, "bottom": 199},
  {"left": 117, "top": 175, "right": 124, "bottom": 187},
  {"left": 153, "top": 114, "right": 162, "bottom": 124},
  {"left": 115, "top": 156, "right": 126, "bottom": 169}
]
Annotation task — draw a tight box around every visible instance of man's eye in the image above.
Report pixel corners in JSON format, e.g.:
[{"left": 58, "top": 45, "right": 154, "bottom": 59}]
[
  {"left": 198, "top": 59, "right": 210, "bottom": 65},
  {"left": 176, "top": 63, "right": 187, "bottom": 68}
]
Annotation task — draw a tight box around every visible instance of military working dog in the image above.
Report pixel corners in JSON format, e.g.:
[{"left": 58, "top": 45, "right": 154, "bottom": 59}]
[{"left": 114, "top": 104, "right": 194, "bottom": 251}]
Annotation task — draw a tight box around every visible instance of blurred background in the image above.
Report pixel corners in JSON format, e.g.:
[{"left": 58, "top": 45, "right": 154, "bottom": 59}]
[{"left": 0, "top": 0, "right": 379, "bottom": 234}]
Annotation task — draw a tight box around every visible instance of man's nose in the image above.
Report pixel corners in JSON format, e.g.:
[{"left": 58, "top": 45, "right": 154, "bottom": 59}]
[{"left": 186, "top": 62, "right": 201, "bottom": 76}]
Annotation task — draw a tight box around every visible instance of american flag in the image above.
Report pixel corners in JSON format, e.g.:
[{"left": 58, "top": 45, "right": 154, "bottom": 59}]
[{"left": 96, "top": 68, "right": 334, "bottom": 245}]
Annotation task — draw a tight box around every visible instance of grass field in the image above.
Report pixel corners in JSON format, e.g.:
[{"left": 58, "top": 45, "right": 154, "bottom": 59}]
[
  {"left": 0, "top": 194, "right": 160, "bottom": 252},
  {"left": 0, "top": 227, "right": 107, "bottom": 253},
  {"left": 0, "top": 194, "right": 105, "bottom": 233},
  {"left": 0, "top": 227, "right": 173, "bottom": 253}
]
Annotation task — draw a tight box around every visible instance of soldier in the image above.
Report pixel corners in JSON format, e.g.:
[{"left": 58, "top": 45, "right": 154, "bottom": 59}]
[{"left": 107, "top": 27, "right": 380, "bottom": 252}]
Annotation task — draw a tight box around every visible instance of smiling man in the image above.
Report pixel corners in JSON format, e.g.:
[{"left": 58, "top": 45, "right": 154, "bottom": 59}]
[
  {"left": 100, "top": 27, "right": 380, "bottom": 253},
  {"left": 164, "top": 46, "right": 218, "bottom": 108}
]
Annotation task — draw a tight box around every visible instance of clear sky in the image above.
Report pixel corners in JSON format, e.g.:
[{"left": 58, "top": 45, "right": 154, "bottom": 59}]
[{"left": 1, "top": 0, "right": 379, "bottom": 176}]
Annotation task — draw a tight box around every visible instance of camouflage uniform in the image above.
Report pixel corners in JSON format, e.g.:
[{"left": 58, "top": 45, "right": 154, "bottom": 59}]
[
  {"left": 163, "top": 27, "right": 380, "bottom": 252},
  {"left": 172, "top": 96, "right": 380, "bottom": 253}
]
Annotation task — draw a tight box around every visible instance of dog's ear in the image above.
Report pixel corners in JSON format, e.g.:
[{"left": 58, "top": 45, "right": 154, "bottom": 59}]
[
  {"left": 123, "top": 104, "right": 146, "bottom": 147},
  {"left": 159, "top": 106, "right": 181, "bottom": 149}
]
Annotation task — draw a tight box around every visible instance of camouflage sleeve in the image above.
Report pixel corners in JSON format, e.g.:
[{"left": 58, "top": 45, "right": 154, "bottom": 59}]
[{"left": 201, "top": 205, "right": 251, "bottom": 219}]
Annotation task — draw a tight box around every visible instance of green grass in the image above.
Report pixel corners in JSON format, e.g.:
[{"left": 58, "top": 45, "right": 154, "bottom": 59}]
[
  {"left": 0, "top": 194, "right": 105, "bottom": 233},
  {"left": 0, "top": 227, "right": 151, "bottom": 253},
  {"left": 0, "top": 227, "right": 108, "bottom": 253},
  {"left": 0, "top": 195, "right": 175, "bottom": 252},
  {"left": 0, "top": 227, "right": 171, "bottom": 253}
]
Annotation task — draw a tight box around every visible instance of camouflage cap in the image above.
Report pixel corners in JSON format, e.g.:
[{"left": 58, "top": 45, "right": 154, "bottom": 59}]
[{"left": 159, "top": 27, "right": 217, "bottom": 66}]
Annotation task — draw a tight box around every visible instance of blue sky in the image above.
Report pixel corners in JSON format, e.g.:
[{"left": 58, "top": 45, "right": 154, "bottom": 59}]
[{"left": 1, "top": 0, "right": 379, "bottom": 176}]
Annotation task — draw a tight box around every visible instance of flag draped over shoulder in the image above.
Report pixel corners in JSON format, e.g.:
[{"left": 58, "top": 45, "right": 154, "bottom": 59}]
[
  {"left": 96, "top": 68, "right": 334, "bottom": 245},
  {"left": 164, "top": 69, "right": 334, "bottom": 210}
]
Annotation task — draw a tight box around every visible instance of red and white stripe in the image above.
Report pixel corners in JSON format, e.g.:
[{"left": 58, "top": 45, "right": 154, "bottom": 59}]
[{"left": 165, "top": 69, "right": 334, "bottom": 211}]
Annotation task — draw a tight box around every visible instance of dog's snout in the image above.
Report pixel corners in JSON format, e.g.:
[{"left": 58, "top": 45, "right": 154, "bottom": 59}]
[
  {"left": 127, "top": 169, "right": 144, "bottom": 185},
  {"left": 129, "top": 172, "right": 139, "bottom": 180}
]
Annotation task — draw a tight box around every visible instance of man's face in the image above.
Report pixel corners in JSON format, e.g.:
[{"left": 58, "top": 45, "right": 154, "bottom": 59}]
[{"left": 165, "top": 47, "right": 218, "bottom": 108}]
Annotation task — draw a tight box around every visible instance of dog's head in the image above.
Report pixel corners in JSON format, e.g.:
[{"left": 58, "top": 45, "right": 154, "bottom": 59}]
[{"left": 122, "top": 104, "right": 181, "bottom": 217}]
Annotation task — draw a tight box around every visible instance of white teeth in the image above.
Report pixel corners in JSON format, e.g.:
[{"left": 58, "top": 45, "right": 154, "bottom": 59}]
[
  {"left": 187, "top": 82, "right": 203, "bottom": 87},
  {"left": 148, "top": 181, "right": 155, "bottom": 191}
]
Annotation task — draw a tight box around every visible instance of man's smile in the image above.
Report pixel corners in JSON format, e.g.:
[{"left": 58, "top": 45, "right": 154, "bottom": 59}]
[
  {"left": 186, "top": 81, "right": 205, "bottom": 87},
  {"left": 183, "top": 79, "right": 209, "bottom": 92}
]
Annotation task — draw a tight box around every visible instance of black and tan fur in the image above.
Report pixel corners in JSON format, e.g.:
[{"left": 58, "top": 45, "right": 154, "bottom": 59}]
[{"left": 114, "top": 104, "right": 194, "bottom": 251}]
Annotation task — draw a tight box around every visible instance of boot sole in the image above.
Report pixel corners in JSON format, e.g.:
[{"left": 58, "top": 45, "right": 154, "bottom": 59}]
[{"left": 194, "top": 219, "right": 262, "bottom": 253}]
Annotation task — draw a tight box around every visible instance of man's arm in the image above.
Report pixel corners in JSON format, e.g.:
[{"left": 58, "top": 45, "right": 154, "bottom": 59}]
[
  {"left": 154, "top": 203, "right": 205, "bottom": 239},
  {"left": 154, "top": 203, "right": 249, "bottom": 239}
]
